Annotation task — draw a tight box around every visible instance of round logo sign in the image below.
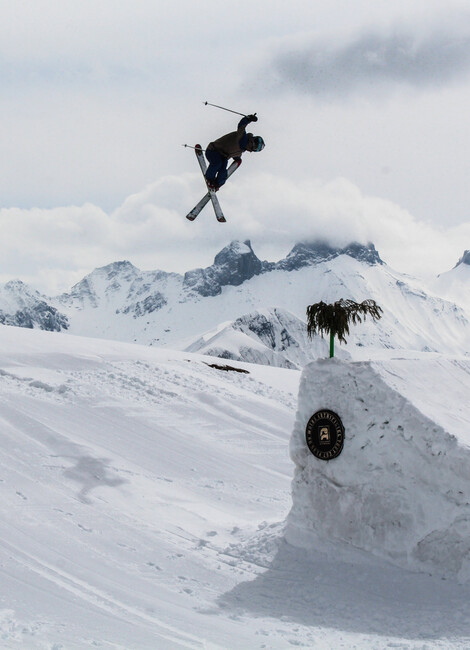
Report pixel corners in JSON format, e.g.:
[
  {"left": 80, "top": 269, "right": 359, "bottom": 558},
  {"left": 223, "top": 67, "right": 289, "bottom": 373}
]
[{"left": 305, "top": 410, "right": 345, "bottom": 460}]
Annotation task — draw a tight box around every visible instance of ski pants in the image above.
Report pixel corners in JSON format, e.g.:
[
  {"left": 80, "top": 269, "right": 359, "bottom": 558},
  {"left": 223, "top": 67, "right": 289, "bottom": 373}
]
[{"left": 205, "top": 148, "right": 228, "bottom": 187}]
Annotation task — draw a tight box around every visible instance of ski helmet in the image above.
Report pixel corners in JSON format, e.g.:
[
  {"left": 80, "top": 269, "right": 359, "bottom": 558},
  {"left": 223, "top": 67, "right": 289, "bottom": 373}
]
[{"left": 253, "top": 136, "right": 265, "bottom": 152}]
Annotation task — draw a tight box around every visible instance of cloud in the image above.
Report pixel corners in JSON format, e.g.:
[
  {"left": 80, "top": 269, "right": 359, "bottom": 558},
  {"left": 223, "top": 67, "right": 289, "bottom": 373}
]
[
  {"left": 1, "top": 172, "right": 467, "bottom": 295},
  {"left": 219, "top": 173, "right": 470, "bottom": 280},
  {"left": 259, "top": 25, "right": 470, "bottom": 98}
]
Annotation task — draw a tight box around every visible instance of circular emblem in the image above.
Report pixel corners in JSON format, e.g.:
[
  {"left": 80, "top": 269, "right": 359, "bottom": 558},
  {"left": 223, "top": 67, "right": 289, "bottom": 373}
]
[{"left": 306, "top": 410, "right": 345, "bottom": 460}]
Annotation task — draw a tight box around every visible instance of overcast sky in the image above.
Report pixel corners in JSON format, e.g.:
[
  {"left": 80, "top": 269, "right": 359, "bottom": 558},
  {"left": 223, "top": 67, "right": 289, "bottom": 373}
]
[{"left": 1, "top": 0, "right": 469, "bottom": 293}]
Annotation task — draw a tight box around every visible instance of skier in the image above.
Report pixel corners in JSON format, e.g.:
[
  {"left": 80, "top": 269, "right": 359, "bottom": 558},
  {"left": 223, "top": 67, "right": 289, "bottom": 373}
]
[{"left": 204, "top": 114, "right": 265, "bottom": 191}]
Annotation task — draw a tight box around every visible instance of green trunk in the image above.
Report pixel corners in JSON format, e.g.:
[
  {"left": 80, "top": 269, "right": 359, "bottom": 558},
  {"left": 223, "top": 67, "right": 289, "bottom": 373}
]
[{"left": 329, "top": 332, "right": 335, "bottom": 358}]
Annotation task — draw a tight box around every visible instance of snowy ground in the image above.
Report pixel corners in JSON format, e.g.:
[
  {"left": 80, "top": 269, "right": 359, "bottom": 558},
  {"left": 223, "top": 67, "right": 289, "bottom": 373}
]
[{"left": 1, "top": 326, "right": 470, "bottom": 649}]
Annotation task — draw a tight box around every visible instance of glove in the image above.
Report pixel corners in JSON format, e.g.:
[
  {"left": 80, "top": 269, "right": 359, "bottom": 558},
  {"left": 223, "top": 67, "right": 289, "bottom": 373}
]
[{"left": 246, "top": 114, "right": 258, "bottom": 122}]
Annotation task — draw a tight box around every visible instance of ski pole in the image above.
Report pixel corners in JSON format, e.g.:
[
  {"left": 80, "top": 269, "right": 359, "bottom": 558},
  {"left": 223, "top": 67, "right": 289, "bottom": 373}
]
[
  {"left": 203, "top": 101, "right": 252, "bottom": 117},
  {"left": 182, "top": 144, "right": 206, "bottom": 151}
]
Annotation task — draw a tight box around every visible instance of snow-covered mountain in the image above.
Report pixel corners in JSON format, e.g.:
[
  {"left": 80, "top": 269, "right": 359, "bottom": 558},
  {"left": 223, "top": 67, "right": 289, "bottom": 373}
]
[
  {"left": 1, "top": 240, "right": 469, "bottom": 365},
  {"left": 0, "top": 280, "right": 68, "bottom": 331},
  {"left": 186, "top": 306, "right": 350, "bottom": 368}
]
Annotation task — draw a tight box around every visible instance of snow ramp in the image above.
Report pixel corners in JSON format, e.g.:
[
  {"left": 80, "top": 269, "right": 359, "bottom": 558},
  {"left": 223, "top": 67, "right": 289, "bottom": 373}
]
[{"left": 288, "top": 357, "right": 470, "bottom": 582}]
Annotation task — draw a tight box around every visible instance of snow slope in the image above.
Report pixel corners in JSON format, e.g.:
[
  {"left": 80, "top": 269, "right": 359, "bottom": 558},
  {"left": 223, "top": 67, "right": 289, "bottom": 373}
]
[
  {"left": 1, "top": 326, "right": 470, "bottom": 648},
  {"left": 432, "top": 250, "right": 470, "bottom": 313},
  {"left": 0, "top": 326, "right": 297, "bottom": 649}
]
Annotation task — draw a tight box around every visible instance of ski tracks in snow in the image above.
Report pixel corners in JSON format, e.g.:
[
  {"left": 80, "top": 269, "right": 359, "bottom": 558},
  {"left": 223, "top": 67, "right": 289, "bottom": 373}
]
[{"left": 0, "top": 333, "right": 299, "bottom": 648}]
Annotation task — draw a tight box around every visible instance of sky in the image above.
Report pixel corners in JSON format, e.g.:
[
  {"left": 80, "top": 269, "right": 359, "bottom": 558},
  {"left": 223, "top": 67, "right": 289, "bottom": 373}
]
[{"left": 1, "top": 0, "right": 470, "bottom": 294}]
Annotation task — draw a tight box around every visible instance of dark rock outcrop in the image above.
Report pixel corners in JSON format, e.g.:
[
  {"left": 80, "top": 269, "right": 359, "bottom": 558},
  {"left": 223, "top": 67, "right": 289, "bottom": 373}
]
[
  {"left": 455, "top": 251, "right": 470, "bottom": 267},
  {"left": 0, "top": 281, "right": 68, "bottom": 331},
  {"left": 276, "top": 240, "right": 383, "bottom": 271},
  {"left": 183, "top": 240, "right": 265, "bottom": 297}
]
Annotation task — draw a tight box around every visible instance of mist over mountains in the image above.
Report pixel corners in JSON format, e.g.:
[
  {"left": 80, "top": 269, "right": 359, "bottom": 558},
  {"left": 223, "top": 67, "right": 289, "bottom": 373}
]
[{"left": 0, "top": 239, "right": 469, "bottom": 368}]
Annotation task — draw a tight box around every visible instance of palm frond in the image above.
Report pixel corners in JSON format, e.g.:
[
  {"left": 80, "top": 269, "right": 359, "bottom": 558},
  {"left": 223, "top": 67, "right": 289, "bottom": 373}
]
[{"left": 306, "top": 298, "right": 383, "bottom": 345}]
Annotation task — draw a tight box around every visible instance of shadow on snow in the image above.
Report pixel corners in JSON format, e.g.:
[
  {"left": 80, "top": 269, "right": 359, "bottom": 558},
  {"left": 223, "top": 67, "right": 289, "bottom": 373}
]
[{"left": 219, "top": 536, "right": 470, "bottom": 643}]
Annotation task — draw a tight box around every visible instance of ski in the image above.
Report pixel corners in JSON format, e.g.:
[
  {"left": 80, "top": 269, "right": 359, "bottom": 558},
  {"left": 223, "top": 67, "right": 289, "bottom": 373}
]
[
  {"left": 186, "top": 145, "right": 241, "bottom": 222},
  {"left": 186, "top": 158, "right": 241, "bottom": 221},
  {"left": 194, "top": 144, "right": 225, "bottom": 222},
  {"left": 186, "top": 193, "right": 211, "bottom": 221}
]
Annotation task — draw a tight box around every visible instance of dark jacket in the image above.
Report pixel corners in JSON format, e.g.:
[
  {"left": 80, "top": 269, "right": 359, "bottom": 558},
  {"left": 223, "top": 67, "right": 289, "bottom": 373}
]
[{"left": 207, "top": 116, "right": 253, "bottom": 159}]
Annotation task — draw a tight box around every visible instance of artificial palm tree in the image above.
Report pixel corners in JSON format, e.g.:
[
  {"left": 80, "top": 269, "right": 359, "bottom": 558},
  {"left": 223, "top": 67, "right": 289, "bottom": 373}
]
[{"left": 306, "top": 298, "right": 383, "bottom": 358}]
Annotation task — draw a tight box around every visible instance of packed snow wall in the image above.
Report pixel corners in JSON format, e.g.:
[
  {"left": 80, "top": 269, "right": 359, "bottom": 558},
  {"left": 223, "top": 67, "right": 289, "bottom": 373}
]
[{"left": 288, "top": 357, "right": 470, "bottom": 582}]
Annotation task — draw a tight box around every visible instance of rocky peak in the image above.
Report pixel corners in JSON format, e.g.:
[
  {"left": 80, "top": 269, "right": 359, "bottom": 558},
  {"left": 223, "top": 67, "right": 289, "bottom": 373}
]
[
  {"left": 60, "top": 260, "right": 140, "bottom": 308},
  {"left": 183, "top": 240, "right": 264, "bottom": 297},
  {"left": 99, "top": 260, "right": 139, "bottom": 279},
  {"left": 1, "top": 279, "right": 42, "bottom": 312},
  {"left": 0, "top": 280, "right": 68, "bottom": 332},
  {"left": 213, "top": 240, "right": 263, "bottom": 282},
  {"left": 183, "top": 239, "right": 383, "bottom": 296},
  {"left": 455, "top": 251, "right": 470, "bottom": 267},
  {"left": 4, "top": 279, "right": 29, "bottom": 292},
  {"left": 342, "top": 242, "right": 383, "bottom": 265},
  {"left": 276, "top": 240, "right": 383, "bottom": 271},
  {"left": 276, "top": 241, "right": 339, "bottom": 271},
  {"left": 85, "top": 260, "right": 140, "bottom": 288},
  {"left": 3, "top": 279, "right": 40, "bottom": 300}
]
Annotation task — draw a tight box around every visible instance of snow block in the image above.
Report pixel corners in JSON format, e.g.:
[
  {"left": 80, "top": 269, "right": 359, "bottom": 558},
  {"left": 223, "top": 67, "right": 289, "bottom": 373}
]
[{"left": 288, "top": 358, "right": 470, "bottom": 582}]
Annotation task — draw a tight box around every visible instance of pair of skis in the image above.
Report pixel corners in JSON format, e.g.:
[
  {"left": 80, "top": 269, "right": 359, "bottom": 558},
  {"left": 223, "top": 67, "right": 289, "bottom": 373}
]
[{"left": 186, "top": 145, "right": 241, "bottom": 223}]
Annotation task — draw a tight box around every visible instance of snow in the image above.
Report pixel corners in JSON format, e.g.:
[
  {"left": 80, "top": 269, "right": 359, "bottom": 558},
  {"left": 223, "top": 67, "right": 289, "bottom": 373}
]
[
  {"left": 289, "top": 357, "right": 470, "bottom": 582},
  {"left": 0, "top": 280, "right": 39, "bottom": 314},
  {"left": 228, "top": 241, "right": 252, "bottom": 256},
  {"left": 432, "top": 258, "right": 470, "bottom": 313},
  {"left": 1, "top": 325, "right": 470, "bottom": 648}
]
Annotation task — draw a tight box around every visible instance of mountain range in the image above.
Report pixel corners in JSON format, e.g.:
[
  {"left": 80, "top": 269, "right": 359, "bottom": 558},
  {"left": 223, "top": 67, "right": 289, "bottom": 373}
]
[{"left": 0, "top": 240, "right": 469, "bottom": 367}]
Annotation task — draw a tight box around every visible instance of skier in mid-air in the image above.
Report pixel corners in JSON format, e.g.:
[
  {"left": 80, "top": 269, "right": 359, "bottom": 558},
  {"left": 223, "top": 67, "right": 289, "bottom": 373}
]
[
  {"left": 204, "top": 114, "right": 265, "bottom": 191},
  {"left": 185, "top": 105, "right": 265, "bottom": 222}
]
